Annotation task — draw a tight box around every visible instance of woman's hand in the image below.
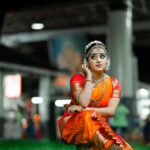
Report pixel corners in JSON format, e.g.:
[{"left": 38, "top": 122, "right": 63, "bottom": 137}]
[
  {"left": 91, "top": 111, "right": 98, "bottom": 120},
  {"left": 68, "top": 105, "right": 83, "bottom": 114},
  {"left": 84, "top": 107, "right": 104, "bottom": 121},
  {"left": 81, "top": 64, "right": 92, "bottom": 80}
]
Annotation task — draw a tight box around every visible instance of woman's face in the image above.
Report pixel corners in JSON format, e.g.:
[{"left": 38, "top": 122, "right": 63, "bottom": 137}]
[{"left": 87, "top": 47, "right": 108, "bottom": 72}]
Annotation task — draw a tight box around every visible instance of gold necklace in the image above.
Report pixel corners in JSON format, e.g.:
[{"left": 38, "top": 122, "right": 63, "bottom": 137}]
[
  {"left": 92, "top": 73, "right": 105, "bottom": 88},
  {"left": 91, "top": 79, "right": 106, "bottom": 107}
]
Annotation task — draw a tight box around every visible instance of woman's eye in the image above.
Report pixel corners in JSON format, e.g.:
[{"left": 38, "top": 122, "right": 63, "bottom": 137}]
[
  {"left": 100, "top": 54, "right": 105, "bottom": 59},
  {"left": 91, "top": 55, "right": 96, "bottom": 59}
]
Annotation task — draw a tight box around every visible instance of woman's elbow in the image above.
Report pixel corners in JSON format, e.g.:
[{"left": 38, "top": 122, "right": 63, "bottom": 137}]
[
  {"left": 108, "top": 110, "right": 115, "bottom": 117},
  {"left": 80, "top": 102, "right": 88, "bottom": 108},
  {"left": 78, "top": 100, "right": 89, "bottom": 108},
  {"left": 77, "top": 98, "right": 89, "bottom": 108}
]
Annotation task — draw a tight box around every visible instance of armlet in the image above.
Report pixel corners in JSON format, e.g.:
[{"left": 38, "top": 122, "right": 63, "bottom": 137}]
[
  {"left": 70, "top": 82, "right": 82, "bottom": 91},
  {"left": 111, "top": 90, "right": 121, "bottom": 98}
]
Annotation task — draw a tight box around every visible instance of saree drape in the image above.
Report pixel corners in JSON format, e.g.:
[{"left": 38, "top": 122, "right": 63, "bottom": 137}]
[{"left": 58, "top": 73, "right": 133, "bottom": 150}]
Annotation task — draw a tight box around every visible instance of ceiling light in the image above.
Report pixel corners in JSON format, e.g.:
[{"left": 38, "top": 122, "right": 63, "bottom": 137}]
[{"left": 31, "top": 23, "right": 44, "bottom": 30}]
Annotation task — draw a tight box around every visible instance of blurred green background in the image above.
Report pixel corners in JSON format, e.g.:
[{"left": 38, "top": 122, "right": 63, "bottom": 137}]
[{"left": 0, "top": 140, "right": 150, "bottom": 150}]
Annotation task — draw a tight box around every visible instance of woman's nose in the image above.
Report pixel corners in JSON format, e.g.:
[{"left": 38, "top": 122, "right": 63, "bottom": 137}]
[{"left": 96, "top": 57, "right": 101, "bottom": 63}]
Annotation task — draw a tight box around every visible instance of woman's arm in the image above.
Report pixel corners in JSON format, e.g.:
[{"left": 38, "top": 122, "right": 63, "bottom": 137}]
[
  {"left": 73, "top": 80, "right": 92, "bottom": 108},
  {"left": 86, "top": 78, "right": 122, "bottom": 117},
  {"left": 72, "top": 64, "right": 92, "bottom": 108},
  {"left": 85, "top": 97, "right": 120, "bottom": 117}
]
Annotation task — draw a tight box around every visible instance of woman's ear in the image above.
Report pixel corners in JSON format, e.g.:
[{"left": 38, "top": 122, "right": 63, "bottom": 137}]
[
  {"left": 105, "top": 58, "right": 110, "bottom": 70},
  {"left": 86, "top": 63, "right": 90, "bottom": 69}
]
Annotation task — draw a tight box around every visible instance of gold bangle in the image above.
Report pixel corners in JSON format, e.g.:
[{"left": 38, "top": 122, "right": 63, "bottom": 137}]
[{"left": 85, "top": 79, "right": 92, "bottom": 82}]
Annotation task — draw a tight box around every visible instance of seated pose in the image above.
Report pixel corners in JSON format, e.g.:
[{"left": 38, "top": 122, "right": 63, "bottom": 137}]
[{"left": 58, "top": 40, "right": 133, "bottom": 150}]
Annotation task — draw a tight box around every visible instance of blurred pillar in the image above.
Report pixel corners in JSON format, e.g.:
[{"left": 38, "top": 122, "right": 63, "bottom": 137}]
[
  {"left": 0, "top": 71, "right": 4, "bottom": 138},
  {"left": 38, "top": 76, "right": 50, "bottom": 138},
  {"left": 0, "top": 71, "right": 3, "bottom": 117},
  {"left": 107, "top": 0, "right": 137, "bottom": 114},
  {"left": 38, "top": 76, "right": 51, "bottom": 137}
]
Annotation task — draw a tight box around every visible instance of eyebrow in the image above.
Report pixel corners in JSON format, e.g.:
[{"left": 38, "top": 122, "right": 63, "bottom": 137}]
[{"left": 90, "top": 52, "right": 106, "bottom": 55}]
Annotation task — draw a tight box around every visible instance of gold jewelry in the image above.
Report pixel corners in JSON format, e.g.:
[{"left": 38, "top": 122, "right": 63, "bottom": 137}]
[
  {"left": 91, "top": 78, "right": 106, "bottom": 107},
  {"left": 68, "top": 107, "right": 72, "bottom": 113},
  {"left": 85, "top": 79, "right": 92, "bottom": 82},
  {"left": 92, "top": 73, "right": 105, "bottom": 88},
  {"left": 70, "top": 83, "right": 82, "bottom": 91}
]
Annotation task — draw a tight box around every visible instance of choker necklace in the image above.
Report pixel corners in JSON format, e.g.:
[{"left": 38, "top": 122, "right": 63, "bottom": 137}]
[{"left": 92, "top": 73, "right": 105, "bottom": 87}]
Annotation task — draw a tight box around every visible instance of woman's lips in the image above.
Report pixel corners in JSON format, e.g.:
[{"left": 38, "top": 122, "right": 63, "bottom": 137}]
[{"left": 96, "top": 64, "right": 103, "bottom": 68}]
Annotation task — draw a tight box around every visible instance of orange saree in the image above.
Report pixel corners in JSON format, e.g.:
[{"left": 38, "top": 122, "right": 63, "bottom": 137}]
[{"left": 58, "top": 73, "right": 133, "bottom": 150}]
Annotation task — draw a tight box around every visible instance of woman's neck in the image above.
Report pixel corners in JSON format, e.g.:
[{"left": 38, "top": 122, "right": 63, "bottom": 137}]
[{"left": 92, "top": 71, "right": 105, "bottom": 82}]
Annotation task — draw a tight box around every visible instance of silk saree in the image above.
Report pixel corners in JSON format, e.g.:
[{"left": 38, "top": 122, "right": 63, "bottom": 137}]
[{"left": 58, "top": 74, "right": 133, "bottom": 150}]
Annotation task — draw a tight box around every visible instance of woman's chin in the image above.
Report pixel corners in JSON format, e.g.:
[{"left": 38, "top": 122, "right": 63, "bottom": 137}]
[{"left": 94, "top": 68, "right": 104, "bottom": 72}]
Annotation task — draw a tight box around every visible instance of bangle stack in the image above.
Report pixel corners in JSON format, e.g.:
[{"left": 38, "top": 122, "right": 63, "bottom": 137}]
[{"left": 85, "top": 79, "right": 92, "bottom": 82}]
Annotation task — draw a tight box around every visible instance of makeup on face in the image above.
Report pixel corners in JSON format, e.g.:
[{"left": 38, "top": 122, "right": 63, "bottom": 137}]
[
  {"left": 87, "top": 48, "right": 107, "bottom": 70},
  {"left": 89, "top": 53, "right": 106, "bottom": 60},
  {"left": 88, "top": 48, "right": 107, "bottom": 59}
]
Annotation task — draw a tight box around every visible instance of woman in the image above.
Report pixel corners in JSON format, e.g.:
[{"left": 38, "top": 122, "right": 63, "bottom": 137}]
[{"left": 58, "top": 40, "right": 133, "bottom": 150}]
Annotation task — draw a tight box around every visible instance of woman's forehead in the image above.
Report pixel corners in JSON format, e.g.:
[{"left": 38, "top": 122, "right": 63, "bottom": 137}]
[{"left": 90, "top": 47, "right": 106, "bottom": 54}]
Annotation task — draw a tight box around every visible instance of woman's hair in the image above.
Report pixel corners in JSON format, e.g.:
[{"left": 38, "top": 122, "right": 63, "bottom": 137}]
[{"left": 84, "top": 40, "right": 110, "bottom": 70}]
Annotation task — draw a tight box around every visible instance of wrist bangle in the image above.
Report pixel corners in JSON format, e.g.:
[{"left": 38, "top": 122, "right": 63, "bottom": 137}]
[{"left": 85, "top": 79, "right": 92, "bottom": 82}]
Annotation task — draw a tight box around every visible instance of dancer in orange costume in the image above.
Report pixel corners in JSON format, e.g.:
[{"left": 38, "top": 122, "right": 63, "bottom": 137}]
[{"left": 58, "top": 40, "right": 133, "bottom": 150}]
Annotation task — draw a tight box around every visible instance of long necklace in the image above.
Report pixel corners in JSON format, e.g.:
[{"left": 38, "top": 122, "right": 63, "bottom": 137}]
[
  {"left": 91, "top": 80, "right": 106, "bottom": 102},
  {"left": 91, "top": 74, "right": 106, "bottom": 107}
]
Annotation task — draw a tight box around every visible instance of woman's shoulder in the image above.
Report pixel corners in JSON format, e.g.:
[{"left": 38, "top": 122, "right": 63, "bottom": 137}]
[
  {"left": 109, "top": 76, "right": 121, "bottom": 90},
  {"left": 109, "top": 76, "right": 119, "bottom": 81},
  {"left": 71, "top": 73, "right": 84, "bottom": 78},
  {"left": 105, "top": 74, "right": 120, "bottom": 89},
  {"left": 70, "top": 73, "right": 85, "bottom": 84}
]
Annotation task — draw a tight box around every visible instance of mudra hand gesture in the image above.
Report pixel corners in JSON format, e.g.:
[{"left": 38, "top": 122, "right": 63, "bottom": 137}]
[
  {"left": 81, "top": 64, "right": 92, "bottom": 81},
  {"left": 68, "top": 105, "right": 83, "bottom": 114}
]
